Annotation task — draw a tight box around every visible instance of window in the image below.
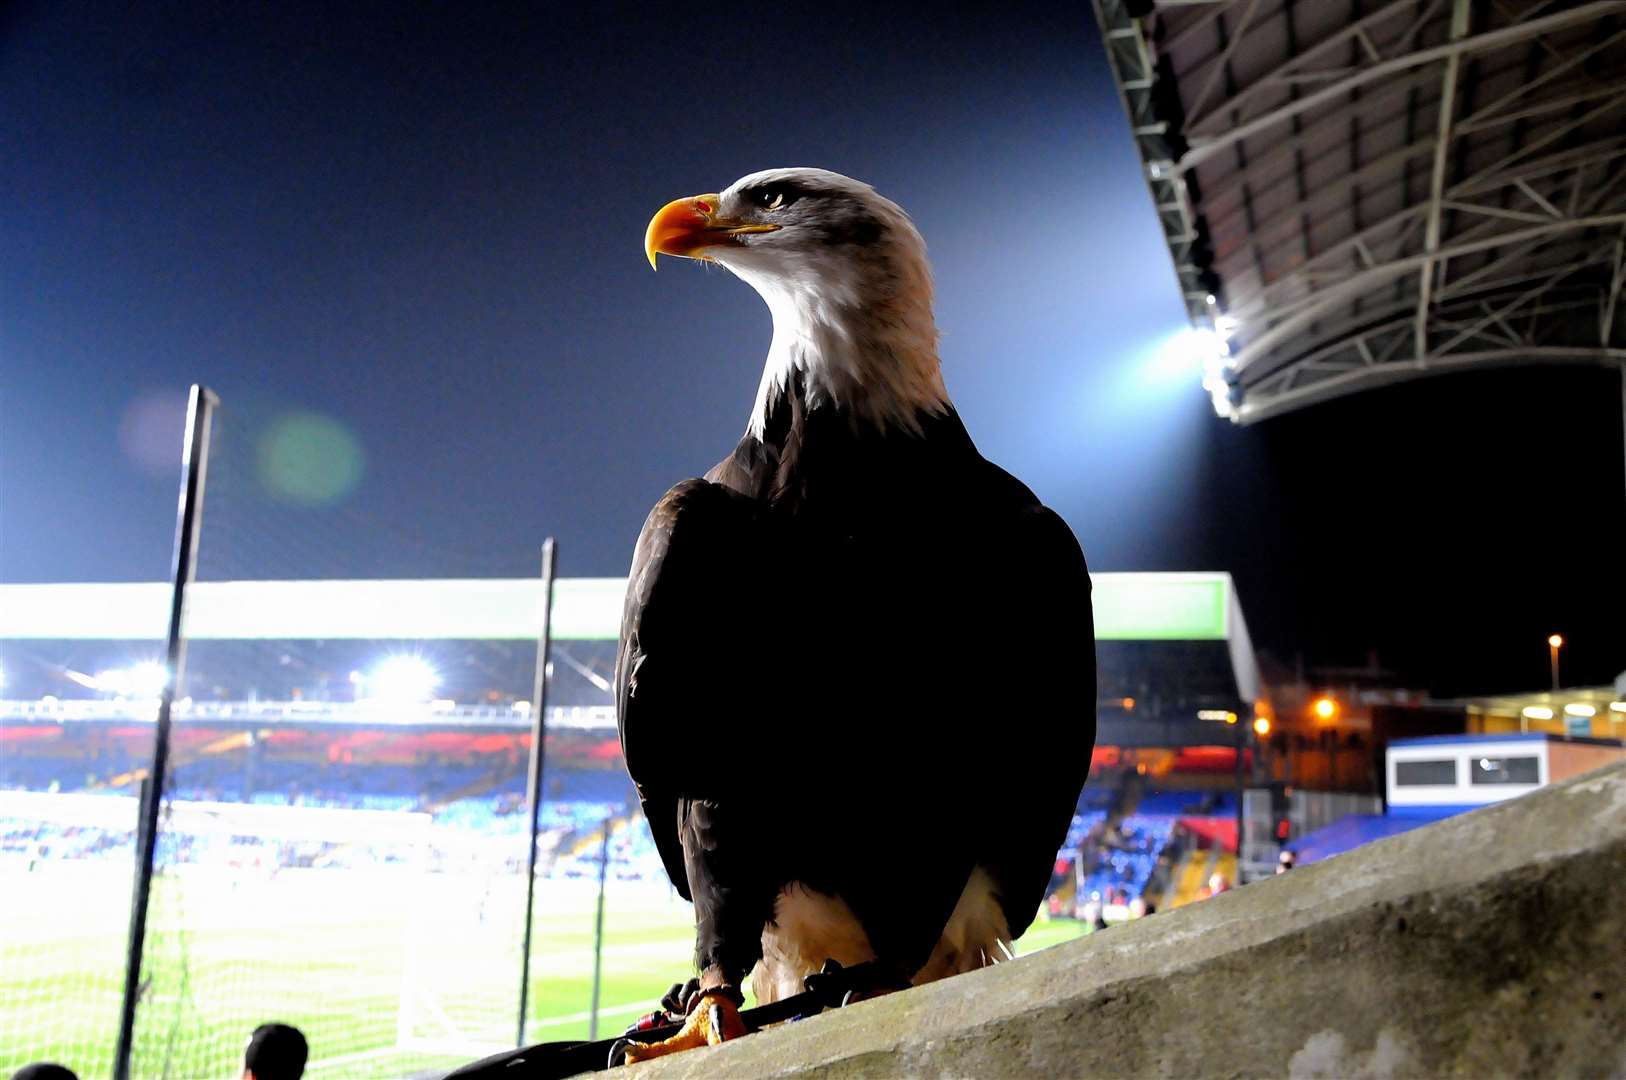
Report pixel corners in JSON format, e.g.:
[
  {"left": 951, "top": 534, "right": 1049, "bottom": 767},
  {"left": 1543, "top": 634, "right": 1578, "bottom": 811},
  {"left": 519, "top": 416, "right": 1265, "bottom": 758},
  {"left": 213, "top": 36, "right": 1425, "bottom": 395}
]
[
  {"left": 1395, "top": 758, "right": 1456, "bottom": 786},
  {"left": 1470, "top": 755, "right": 1539, "bottom": 785}
]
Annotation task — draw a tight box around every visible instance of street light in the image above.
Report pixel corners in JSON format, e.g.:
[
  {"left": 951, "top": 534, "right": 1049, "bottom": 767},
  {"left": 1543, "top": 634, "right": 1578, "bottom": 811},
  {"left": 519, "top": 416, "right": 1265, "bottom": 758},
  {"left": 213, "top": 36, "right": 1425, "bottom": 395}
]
[
  {"left": 1253, "top": 716, "right": 1271, "bottom": 737},
  {"left": 1547, "top": 634, "right": 1564, "bottom": 691},
  {"left": 1312, "top": 696, "right": 1337, "bottom": 722}
]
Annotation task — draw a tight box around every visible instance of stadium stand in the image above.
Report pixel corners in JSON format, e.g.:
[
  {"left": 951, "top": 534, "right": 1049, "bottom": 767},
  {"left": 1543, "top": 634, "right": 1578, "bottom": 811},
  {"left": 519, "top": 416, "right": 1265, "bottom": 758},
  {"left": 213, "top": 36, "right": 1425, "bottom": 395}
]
[{"left": 0, "top": 716, "right": 662, "bottom": 881}]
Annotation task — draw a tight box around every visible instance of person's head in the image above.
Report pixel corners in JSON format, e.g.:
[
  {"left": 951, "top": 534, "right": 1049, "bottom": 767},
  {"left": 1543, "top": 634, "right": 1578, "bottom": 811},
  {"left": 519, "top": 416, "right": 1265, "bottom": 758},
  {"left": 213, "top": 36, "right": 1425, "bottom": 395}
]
[
  {"left": 1208, "top": 872, "right": 1230, "bottom": 894},
  {"left": 1277, "top": 849, "right": 1297, "bottom": 873},
  {"left": 1128, "top": 896, "right": 1148, "bottom": 919},
  {"left": 12, "top": 1064, "right": 78, "bottom": 1080},
  {"left": 243, "top": 1023, "right": 307, "bottom": 1080}
]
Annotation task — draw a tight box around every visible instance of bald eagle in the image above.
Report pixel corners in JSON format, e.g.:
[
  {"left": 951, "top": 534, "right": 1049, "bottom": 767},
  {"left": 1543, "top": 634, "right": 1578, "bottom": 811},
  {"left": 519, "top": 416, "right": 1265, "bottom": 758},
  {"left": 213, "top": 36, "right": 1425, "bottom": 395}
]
[{"left": 618, "top": 168, "right": 1095, "bottom": 1061}]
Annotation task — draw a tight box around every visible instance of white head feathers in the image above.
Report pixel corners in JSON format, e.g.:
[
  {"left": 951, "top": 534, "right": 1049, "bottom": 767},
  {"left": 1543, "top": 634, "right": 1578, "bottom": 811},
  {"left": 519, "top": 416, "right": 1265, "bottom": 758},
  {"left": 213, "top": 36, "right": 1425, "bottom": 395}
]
[{"left": 704, "top": 168, "right": 951, "bottom": 438}]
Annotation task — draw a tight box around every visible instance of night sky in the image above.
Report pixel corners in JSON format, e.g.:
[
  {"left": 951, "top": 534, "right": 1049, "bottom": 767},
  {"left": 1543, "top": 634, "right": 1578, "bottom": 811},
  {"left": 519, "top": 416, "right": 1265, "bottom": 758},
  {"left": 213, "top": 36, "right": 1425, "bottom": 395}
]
[{"left": 3, "top": 1, "right": 1622, "bottom": 697}]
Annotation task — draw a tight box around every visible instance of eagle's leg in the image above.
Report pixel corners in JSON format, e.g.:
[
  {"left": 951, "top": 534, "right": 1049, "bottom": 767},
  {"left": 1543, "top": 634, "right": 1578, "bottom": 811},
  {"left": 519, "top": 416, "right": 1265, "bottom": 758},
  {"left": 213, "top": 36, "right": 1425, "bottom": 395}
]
[
  {"left": 621, "top": 975, "right": 747, "bottom": 1063},
  {"left": 622, "top": 798, "right": 771, "bottom": 1062}
]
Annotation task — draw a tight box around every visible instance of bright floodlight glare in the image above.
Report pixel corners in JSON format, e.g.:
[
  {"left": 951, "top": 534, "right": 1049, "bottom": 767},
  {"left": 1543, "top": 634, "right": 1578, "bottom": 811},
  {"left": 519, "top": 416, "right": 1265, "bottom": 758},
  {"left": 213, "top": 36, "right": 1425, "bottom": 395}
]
[
  {"left": 1312, "top": 696, "right": 1337, "bottom": 720},
  {"left": 1563, "top": 703, "right": 1596, "bottom": 717},
  {"left": 97, "top": 662, "right": 169, "bottom": 698},
  {"left": 1252, "top": 716, "right": 1271, "bottom": 736},
  {"left": 1191, "top": 327, "right": 1239, "bottom": 420},
  {"left": 1522, "top": 706, "right": 1554, "bottom": 720},
  {"left": 365, "top": 655, "right": 440, "bottom": 702},
  {"left": 1611, "top": 701, "right": 1626, "bottom": 714}
]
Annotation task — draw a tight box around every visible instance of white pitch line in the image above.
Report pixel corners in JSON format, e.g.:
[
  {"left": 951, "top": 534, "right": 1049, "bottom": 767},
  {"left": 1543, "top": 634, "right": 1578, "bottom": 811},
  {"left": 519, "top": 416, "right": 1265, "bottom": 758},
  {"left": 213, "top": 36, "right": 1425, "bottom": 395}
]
[
  {"left": 529, "top": 999, "right": 650, "bottom": 1028},
  {"left": 306, "top": 1001, "right": 654, "bottom": 1075}
]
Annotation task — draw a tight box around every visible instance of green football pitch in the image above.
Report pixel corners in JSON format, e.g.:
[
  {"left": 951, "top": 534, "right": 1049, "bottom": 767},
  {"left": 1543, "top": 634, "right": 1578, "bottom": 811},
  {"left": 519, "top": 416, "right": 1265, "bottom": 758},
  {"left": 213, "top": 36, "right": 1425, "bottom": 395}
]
[{"left": 2, "top": 863, "right": 1089, "bottom": 1079}]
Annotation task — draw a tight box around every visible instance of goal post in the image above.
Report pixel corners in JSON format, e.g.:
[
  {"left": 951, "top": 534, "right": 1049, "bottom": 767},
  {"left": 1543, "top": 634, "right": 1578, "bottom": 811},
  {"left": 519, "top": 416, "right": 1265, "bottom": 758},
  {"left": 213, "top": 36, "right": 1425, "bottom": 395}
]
[{"left": 0, "top": 789, "right": 470, "bottom": 1077}]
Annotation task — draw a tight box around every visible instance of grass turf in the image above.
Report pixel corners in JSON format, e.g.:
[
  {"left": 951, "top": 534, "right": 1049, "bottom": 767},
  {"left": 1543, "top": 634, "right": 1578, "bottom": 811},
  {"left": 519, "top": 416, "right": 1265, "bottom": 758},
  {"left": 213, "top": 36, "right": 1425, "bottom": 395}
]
[{"left": 2, "top": 863, "right": 1090, "bottom": 1079}]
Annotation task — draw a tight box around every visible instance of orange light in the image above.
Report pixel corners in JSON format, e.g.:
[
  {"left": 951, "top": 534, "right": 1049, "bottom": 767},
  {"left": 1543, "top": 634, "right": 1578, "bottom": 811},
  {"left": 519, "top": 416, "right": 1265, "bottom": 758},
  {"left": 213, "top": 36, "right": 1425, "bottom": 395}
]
[
  {"left": 1312, "top": 696, "right": 1337, "bottom": 721},
  {"left": 1548, "top": 634, "right": 1564, "bottom": 649},
  {"left": 1121, "top": 697, "right": 1136, "bottom": 711},
  {"left": 1253, "top": 716, "right": 1271, "bottom": 736}
]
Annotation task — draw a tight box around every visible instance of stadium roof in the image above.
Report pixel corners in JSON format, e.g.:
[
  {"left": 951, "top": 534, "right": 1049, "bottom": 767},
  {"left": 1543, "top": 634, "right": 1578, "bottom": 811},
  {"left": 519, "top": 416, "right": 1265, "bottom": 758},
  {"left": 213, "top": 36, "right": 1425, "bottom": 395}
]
[
  {"left": 1094, "top": 0, "right": 1626, "bottom": 422},
  {"left": 0, "top": 572, "right": 1242, "bottom": 642},
  {"left": 0, "top": 572, "right": 1262, "bottom": 703}
]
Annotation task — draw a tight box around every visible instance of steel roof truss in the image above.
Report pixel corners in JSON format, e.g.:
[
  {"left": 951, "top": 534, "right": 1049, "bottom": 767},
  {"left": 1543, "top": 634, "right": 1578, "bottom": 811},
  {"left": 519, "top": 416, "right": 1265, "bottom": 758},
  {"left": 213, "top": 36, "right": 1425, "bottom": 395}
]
[
  {"left": 1180, "top": 2, "right": 1625, "bottom": 170},
  {"left": 1604, "top": 225, "right": 1626, "bottom": 346}
]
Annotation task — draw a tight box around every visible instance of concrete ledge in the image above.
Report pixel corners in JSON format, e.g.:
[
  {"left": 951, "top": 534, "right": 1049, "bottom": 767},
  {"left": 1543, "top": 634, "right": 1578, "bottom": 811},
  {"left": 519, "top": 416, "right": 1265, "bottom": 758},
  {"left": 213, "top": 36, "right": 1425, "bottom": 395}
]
[{"left": 626, "top": 761, "right": 1626, "bottom": 1078}]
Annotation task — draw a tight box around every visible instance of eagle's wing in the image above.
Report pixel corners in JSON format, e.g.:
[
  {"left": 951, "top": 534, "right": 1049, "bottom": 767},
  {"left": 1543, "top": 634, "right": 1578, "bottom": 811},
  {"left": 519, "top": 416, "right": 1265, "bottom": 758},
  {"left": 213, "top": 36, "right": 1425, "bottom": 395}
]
[
  {"left": 615, "top": 477, "right": 769, "bottom": 901},
  {"left": 974, "top": 493, "right": 1096, "bottom": 942}
]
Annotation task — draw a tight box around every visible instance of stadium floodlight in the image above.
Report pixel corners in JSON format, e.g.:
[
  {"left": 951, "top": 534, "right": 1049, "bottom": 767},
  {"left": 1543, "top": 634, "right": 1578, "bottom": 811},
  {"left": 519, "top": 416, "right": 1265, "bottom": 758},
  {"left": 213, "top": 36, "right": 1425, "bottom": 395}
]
[
  {"left": 362, "top": 655, "right": 440, "bottom": 703},
  {"left": 1172, "top": 325, "right": 1238, "bottom": 420},
  {"left": 95, "top": 662, "right": 169, "bottom": 698}
]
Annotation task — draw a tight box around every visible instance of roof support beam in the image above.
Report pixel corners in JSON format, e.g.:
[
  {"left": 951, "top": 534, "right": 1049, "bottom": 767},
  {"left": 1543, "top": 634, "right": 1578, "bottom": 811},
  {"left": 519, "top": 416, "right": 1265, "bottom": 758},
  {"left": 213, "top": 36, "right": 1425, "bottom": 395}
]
[
  {"left": 1455, "top": 74, "right": 1626, "bottom": 137},
  {"left": 1604, "top": 225, "right": 1626, "bottom": 347},
  {"left": 1184, "top": 0, "right": 1266, "bottom": 121},
  {"left": 1233, "top": 143, "right": 1626, "bottom": 325},
  {"left": 1180, "top": 0, "right": 1422, "bottom": 129},
  {"left": 1416, "top": 0, "right": 1473, "bottom": 363},
  {"left": 1455, "top": 26, "right": 1626, "bottom": 131},
  {"left": 1434, "top": 259, "right": 1591, "bottom": 356},
  {"left": 1479, "top": 300, "right": 1531, "bottom": 347},
  {"left": 1230, "top": 214, "right": 1626, "bottom": 369},
  {"left": 1179, "top": 2, "right": 1626, "bottom": 171},
  {"left": 1236, "top": 347, "right": 1626, "bottom": 424},
  {"left": 1464, "top": 94, "right": 1626, "bottom": 190},
  {"left": 1440, "top": 246, "right": 1603, "bottom": 302}
]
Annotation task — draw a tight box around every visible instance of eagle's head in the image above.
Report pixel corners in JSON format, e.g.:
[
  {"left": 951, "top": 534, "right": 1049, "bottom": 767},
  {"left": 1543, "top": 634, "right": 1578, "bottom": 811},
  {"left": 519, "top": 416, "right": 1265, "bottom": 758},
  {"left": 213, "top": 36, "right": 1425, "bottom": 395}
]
[{"left": 645, "top": 167, "right": 949, "bottom": 438}]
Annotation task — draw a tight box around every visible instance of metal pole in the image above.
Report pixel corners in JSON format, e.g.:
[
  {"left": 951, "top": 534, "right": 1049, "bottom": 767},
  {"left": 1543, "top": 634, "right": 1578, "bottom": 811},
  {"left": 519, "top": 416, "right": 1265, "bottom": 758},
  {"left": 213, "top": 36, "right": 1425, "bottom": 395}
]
[
  {"left": 1549, "top": 641, "right": 1560, "bottom": 691},
  {"left": 516, "top": 539, "right": 558, "bottom": 1047},
  {"left": 114, "top": 385, "right": 216, "bottom": 1080},
  {"left": 588, "top": 816, "right": 612, "bottom": 1040},
  {"left": 1234, "top": 720, "right": 1246, "bottom": 879}
]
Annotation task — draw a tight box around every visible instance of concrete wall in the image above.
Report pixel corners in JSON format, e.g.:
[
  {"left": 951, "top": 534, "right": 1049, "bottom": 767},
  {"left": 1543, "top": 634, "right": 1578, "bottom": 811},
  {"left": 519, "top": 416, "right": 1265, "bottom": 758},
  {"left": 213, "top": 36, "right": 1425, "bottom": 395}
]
[{"left": 626, "top": 760, "right": 1626, "bottom": 1078}]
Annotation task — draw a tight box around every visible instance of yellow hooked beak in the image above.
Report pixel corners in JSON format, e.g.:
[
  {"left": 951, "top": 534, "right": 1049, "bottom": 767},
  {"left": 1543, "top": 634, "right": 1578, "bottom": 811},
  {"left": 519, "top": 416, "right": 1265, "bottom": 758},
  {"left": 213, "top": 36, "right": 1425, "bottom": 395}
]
[{"left": 644, "top": 194, "right": 781, "bottom": 270}]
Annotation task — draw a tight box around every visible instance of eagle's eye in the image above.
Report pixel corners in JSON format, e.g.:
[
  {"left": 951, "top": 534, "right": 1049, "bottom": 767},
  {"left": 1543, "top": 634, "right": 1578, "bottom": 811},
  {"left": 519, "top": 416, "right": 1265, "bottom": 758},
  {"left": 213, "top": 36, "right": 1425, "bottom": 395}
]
[{"left": 751, "top": 186, "right": 800, "bottom": 212}]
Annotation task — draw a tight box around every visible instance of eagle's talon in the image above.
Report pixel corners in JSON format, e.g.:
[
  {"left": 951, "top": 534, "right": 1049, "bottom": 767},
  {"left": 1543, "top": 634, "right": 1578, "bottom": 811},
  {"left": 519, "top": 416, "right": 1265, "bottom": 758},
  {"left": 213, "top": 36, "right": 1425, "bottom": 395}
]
[{"left": 620, "top": 989, "right": 746, "bottom": 1063}]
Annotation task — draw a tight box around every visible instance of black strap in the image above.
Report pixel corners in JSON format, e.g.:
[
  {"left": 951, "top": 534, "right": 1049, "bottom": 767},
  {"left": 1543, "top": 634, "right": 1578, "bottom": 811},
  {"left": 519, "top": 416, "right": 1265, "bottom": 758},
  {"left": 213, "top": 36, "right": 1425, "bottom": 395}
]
[{"left": 444, "top": 961, "right": 884, "bottom": 1079}]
